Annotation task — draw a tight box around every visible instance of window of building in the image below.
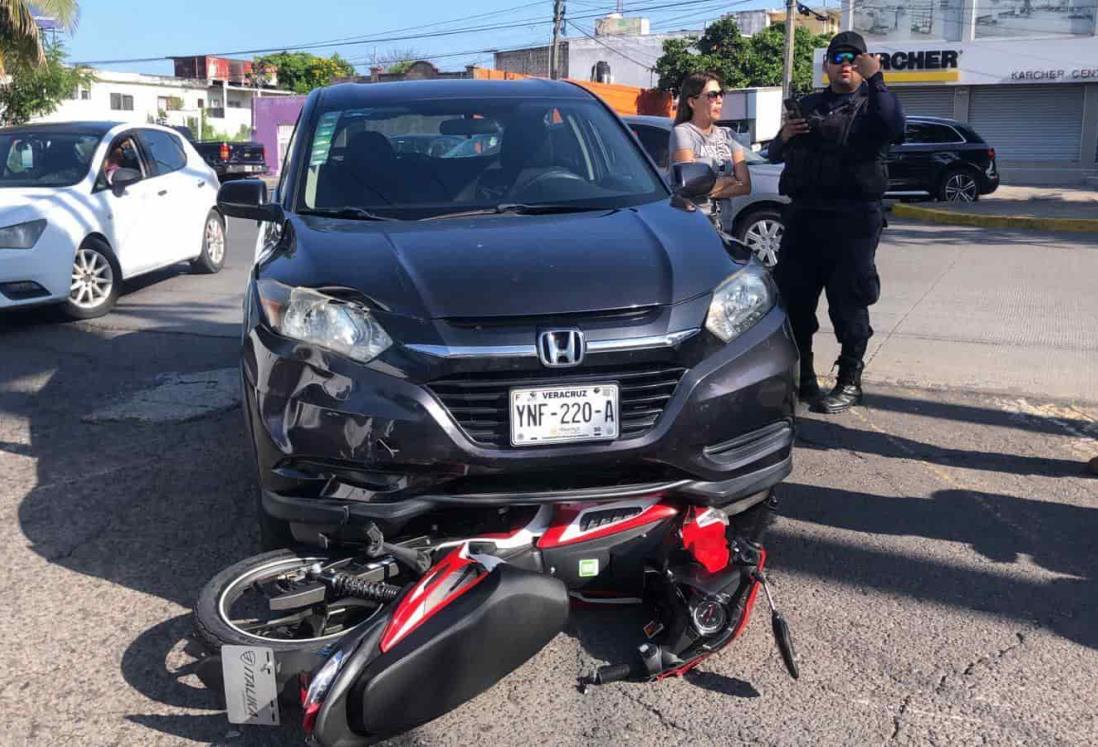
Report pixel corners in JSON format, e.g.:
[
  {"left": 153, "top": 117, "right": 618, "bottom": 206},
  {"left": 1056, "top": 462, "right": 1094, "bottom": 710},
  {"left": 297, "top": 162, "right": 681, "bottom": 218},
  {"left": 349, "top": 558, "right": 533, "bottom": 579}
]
[{"left": 110, "top": 93, "right": 134, "bottom": 111}]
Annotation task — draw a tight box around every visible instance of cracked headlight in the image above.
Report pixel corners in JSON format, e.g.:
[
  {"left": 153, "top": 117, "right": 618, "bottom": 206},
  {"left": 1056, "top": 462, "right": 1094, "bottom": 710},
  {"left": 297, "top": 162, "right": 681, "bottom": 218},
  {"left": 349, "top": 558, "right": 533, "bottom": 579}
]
[
  {"left": 0, "top": 219, "right": 46, "bottom": 249},
  {"left": 705, "top": 265, "right": 775, "bottom": 342},
  {"left": 256, "top": 279, "right": 392, "bottom": 363}
]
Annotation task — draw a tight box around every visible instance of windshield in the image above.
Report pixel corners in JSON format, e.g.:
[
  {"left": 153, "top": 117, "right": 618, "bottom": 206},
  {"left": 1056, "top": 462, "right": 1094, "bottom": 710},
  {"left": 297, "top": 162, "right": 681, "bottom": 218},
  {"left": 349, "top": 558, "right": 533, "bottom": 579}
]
[
  {"left": 0, "top": 131, "right": 100, "bottom": 188},
  {"left": 296, "top": 97, "right": 666, "bottom": 218}
]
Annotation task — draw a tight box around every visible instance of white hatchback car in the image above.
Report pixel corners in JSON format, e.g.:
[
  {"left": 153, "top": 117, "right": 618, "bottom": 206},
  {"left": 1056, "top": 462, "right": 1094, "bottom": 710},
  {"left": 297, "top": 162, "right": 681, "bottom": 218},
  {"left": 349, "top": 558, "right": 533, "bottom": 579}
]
[{"left": 0, "top": 121, "right": 224, "bottom": 319}]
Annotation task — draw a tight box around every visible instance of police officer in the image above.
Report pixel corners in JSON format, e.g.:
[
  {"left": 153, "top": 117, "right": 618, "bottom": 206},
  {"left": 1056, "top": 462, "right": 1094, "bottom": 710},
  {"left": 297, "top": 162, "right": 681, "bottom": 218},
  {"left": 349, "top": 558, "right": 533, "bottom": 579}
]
[{"left": 768, "top": 31, "right": 905, "bottom": 413}]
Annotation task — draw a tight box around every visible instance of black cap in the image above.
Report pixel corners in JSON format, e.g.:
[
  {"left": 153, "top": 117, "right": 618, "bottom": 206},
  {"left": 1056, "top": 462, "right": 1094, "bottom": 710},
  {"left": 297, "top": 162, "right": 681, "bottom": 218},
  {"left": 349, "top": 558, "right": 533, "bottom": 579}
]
[{"left": 827, "top": 30, "right": 867, "bottom": 56}]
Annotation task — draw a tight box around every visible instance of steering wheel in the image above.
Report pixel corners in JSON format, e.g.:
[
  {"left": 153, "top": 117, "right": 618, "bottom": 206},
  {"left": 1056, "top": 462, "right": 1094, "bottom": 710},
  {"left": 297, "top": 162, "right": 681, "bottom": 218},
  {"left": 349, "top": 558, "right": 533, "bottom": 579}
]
[{"left": 512, "top": 167, "right": 587, "bottom": 198}]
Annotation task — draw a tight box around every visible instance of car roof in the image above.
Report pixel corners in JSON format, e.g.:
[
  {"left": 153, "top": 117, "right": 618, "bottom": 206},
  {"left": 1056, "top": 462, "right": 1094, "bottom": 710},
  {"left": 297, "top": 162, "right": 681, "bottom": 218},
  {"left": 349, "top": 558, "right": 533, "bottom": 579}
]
[
  {"left": 907, "top": 115, "right": 966, "bottom": 126},
  {"left": 317, "top": 78, "right": 595, "bottom": 109},
  {"left": 622, "top": 114, "right": 672, "bottom": 128},
  {"left": 0, "top": 121, "right": 122, "bottom": 137}
]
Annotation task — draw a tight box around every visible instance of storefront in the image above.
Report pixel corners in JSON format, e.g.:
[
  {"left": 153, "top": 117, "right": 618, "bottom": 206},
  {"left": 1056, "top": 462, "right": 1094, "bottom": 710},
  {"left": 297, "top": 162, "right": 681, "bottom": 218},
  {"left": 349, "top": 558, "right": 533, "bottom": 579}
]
[{"left": 816, "top": 7, "right": 1098, "bottom": 185}]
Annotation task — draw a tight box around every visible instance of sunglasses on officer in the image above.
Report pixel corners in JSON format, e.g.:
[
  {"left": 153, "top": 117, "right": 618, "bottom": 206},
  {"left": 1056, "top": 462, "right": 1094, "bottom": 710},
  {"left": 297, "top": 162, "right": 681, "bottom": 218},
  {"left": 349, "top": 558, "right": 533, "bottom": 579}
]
[{"left": 829, "top": 50, "right": 859, "bottom": 65}]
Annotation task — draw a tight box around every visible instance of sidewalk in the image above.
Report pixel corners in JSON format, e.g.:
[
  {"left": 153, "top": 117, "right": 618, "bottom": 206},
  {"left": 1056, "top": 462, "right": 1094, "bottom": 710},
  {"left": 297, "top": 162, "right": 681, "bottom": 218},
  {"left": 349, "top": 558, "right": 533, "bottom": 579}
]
[{"left": 891, "top": 184, "right": 1098, "bottom": 232}]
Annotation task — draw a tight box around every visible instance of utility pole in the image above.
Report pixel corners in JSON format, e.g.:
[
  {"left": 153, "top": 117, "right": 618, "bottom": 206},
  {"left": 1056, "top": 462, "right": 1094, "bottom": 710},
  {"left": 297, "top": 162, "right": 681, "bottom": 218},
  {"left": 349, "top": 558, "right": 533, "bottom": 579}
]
[
  {"left": 550, "top": 0, "right": 565, "bottom": 79},
  {"left": 782, "top": 0, "right": 796, "bottom": 100}
]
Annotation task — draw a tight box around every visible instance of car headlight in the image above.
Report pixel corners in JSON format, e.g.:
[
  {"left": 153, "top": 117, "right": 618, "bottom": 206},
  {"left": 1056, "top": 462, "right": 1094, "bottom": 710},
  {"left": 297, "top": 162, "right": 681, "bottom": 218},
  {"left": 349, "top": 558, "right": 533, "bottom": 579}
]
[
  {"left": 256, "top": 279, "right": 392, "bottom": 363},
  {"left": 705, "top": 265, "right": 775, "bottom": 342},
  {"left": 0, "top": 219, "right": 46, "bottom": 249}
]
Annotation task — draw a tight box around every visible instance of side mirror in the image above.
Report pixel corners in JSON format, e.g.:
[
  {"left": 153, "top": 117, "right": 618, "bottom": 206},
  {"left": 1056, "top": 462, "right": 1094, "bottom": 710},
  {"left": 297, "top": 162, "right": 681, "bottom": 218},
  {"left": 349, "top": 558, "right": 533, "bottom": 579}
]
[
  {"left": 672, "top": 162, "right": 717, "bottom": 199},
  {"left": 217, "top": 179, "right": 283, "bottom": 222},
  {"left": 110, "top": 167, "right": 142, "bottom": 192}
]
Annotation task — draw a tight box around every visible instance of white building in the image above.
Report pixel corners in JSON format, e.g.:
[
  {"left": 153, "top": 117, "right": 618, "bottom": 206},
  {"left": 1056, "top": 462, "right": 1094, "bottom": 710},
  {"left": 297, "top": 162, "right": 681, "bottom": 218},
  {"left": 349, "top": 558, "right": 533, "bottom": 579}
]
[
  {"left": 820, "top": 0, "right": 1098, "bottom": 185},
  {"left": 35, "top": 69, "right": 293, "bottom": 139}
]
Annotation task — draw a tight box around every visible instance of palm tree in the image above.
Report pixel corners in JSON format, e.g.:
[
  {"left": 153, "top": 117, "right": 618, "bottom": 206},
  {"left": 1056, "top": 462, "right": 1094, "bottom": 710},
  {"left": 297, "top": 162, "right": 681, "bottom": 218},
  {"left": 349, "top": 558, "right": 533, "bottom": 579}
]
[{"left": 1, "top": 0, "right": 80, "bottom": 75}]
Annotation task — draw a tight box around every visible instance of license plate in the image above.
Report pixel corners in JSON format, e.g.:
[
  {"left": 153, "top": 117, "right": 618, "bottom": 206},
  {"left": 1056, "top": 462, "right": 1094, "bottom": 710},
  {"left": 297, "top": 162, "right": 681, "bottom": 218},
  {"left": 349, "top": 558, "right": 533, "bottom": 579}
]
[
  {"left": 222, "top": 645, "right": 280, "bottom": 726},
  {"left": 510, "top": 383, "right": 619, "bottom": 446}
]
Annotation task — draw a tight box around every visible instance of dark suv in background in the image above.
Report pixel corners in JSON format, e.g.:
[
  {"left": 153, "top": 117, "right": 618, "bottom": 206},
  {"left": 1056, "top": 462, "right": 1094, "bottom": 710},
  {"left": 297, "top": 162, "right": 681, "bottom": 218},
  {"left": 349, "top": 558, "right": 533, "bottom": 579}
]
[{"left": 887, "top": 116, "right": 999, "bottom": 202}]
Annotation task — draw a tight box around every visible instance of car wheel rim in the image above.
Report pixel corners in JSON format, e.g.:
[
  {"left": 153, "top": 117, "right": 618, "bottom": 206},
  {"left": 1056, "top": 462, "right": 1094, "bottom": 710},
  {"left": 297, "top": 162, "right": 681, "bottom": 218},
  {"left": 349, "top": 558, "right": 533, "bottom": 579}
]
[
  {"left": 945, "top": 174, "right": 978, "bottom": 202},
  {"left": 206, "top": 217, "right": 225, "bottom": 264},
  {"left": 744, "top": 219, "right": 783, "bottom": 268},
  {"left": 69, "top": 248, "right": 114, "bottom": 309},
  {"left": 217, "top": 556, "right": 383, "bottom": 643}
]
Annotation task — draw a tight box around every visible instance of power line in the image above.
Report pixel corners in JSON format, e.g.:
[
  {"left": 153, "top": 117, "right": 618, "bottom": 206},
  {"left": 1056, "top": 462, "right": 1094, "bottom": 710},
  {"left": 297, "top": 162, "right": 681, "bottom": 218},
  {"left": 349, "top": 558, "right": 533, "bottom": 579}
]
[
  {"left": 72, "top": 0, "right": 740, "bottom": 66},
  {"left": 565, "top": 20, "right": 660, "bottom": 69}
]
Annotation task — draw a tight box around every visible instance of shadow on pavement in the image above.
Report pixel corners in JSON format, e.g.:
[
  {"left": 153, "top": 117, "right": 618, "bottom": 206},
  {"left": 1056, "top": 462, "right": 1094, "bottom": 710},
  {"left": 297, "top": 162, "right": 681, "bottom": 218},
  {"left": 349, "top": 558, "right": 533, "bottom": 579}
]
[
  {"left": 4, "top": 281, "right": 1097, "bottom": 745},
  {"left": 797, "top": 418, "right": 1091, "bottom": 479},
  {"left": 773, "top": 482, "right": 1098, "bottom": 650},
  {"left": 2, "top": 307, "right": 276, "bottom": 743}
]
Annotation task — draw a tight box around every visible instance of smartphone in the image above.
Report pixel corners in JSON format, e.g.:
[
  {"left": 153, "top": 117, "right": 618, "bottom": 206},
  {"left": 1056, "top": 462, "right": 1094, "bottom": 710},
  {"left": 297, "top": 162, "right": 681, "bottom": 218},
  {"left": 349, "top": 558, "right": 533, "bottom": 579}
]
[{"left": 783, "top": 97, "right": 804, "bottom": 120}]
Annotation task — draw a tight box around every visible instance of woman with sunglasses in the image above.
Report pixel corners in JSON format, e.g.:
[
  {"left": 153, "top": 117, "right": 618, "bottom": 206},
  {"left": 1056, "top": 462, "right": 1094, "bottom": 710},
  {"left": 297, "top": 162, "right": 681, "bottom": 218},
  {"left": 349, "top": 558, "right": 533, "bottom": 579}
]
[
  {"left": 767, "top": 30, "right": 904, "bottom": 415},
  {"left": 669, "top": 72, "right": 751, "bottom": 230}
]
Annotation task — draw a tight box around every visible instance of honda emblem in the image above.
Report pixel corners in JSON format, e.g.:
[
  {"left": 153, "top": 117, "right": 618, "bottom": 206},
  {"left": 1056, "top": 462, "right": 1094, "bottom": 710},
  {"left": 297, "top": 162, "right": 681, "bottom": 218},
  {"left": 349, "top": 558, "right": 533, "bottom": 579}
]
[{"left": 537, "top": 329, "right": 585, "bottom": 368}]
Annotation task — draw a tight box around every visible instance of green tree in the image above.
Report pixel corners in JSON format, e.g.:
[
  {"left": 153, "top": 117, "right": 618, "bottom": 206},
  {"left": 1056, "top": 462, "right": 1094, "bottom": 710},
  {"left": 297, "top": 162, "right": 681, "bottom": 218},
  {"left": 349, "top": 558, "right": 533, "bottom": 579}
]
[
  {"left": 0, "top": 41, "right": 94, "bottom": 125},
  {"left": 384, "top": 47, "right": 425, "bottom": 74},
  {"left": 253, "top": 51, "right": 356, "bottom": 93},
  {"left": 0, "top": 0, "right": 80, "bottom": 74},
  {"left": 654, "top": 18, "right": 750, "bottom": 96},
  {"left": 742, "top": 24, "right": 833, "bottom": 95},
  {"left": 655, "top": 19, "right": 832, "bottom": 97}
]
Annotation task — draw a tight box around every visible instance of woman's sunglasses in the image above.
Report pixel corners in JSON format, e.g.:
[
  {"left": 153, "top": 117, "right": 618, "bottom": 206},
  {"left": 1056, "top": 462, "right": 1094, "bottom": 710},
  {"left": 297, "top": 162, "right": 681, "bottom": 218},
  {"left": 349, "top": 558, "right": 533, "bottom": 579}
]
[
  {"left": 697, "top": 90, "right": 724, "bottom": 101},
  {"left": 829, "top": 51, "right": 858, "bottom": 65}
]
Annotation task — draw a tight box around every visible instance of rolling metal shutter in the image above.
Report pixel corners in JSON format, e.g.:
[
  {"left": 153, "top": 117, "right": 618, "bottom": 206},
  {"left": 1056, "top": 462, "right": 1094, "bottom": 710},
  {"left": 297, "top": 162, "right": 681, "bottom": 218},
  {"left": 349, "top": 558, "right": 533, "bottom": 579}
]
[
  {"left": 892, "top": 87, "right": 956, "bottom": 118},
  {"left": 969, "top": 85, "right": 1084, "bottom": 161}
]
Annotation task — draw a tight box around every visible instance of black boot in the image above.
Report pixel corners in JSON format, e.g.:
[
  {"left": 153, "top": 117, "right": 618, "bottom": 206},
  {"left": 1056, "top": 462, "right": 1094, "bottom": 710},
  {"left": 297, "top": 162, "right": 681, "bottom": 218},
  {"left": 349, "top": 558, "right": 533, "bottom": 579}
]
[
  {"left": 797, "top": 353, "right": 821, "bottom": 403},
  {"left": 815, "top": 357, "right": 864, "bottom": 414}
]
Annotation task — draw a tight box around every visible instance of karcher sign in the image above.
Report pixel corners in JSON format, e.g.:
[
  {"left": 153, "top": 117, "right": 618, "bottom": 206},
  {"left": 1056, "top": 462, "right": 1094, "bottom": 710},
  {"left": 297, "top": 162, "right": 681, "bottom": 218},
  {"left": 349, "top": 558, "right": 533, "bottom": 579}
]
[{"left": 814, "top": 36, "right": 1098, "bottom": 87}]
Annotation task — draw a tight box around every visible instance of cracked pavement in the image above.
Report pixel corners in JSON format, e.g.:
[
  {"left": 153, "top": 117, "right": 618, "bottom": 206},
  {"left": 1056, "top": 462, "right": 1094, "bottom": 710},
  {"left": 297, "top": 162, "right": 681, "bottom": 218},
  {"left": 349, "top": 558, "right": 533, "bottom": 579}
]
[{"left": 1, "top": 219, "right": 1096, "bottom": 746}]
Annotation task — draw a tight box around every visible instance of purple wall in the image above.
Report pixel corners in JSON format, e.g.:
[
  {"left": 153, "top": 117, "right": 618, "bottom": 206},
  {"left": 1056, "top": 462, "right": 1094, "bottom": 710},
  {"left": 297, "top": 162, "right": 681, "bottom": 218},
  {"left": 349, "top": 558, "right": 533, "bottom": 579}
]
[{"left": 253, "top": 95, "right": 306, "bottom": 176}]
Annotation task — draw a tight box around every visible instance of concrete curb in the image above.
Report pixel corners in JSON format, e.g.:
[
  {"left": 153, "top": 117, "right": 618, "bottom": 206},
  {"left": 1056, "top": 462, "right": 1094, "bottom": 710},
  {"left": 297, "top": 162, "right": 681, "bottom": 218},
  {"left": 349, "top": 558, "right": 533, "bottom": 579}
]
[{"left": 891, "top": 202, "right": 1098, "bottom": 233}]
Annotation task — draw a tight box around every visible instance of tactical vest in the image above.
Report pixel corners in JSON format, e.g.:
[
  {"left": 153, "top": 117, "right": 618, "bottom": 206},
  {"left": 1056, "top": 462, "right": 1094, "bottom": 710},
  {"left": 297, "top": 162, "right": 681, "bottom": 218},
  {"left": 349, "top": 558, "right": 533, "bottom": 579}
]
[{"left": 778, "top": 90, "right": 889, "bottom": 202}]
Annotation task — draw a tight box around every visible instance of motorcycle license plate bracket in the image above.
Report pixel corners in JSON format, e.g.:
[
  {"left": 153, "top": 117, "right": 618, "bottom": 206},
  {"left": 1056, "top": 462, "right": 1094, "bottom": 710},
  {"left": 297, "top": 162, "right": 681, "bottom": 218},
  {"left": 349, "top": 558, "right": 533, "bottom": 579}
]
[{"left": 221, "top": 645, "right": 281, "bottom": 726}]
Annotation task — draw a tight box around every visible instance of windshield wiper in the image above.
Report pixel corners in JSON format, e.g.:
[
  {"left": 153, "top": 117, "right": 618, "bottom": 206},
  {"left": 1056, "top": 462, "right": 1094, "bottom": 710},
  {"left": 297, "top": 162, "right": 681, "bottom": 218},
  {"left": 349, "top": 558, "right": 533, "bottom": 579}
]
[
  {"left": 298, "top": 206, "right": 396, "bottom": 221},
  {"left": 421, "top": 203, "right": 614, "bottom": 221}
]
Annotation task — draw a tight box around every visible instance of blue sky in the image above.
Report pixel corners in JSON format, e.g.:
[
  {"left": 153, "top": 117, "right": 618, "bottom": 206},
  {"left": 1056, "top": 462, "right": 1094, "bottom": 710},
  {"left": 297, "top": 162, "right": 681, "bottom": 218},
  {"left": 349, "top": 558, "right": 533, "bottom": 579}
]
[{"left": 60, "top": 0, "right": 811, "bottom": 76}]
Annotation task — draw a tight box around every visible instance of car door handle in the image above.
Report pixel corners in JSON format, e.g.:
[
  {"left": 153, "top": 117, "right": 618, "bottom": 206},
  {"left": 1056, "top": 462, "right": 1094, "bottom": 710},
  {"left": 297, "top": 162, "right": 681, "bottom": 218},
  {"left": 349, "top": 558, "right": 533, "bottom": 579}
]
[{"left": 158, "top": 189, "right": 168, "bottom": 196}]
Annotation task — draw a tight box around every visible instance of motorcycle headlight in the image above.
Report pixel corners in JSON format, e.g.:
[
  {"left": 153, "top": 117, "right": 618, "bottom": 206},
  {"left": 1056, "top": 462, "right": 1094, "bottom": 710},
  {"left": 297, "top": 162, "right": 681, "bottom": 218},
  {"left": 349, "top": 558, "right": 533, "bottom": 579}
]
[
  {"left": 705, "top": 266, "right": 775, "bottom": 342},
  {"left": 256, "top": 279, "right": 392, "bottom": 363},
  {"left": 0, "top": 219, "right": 46, "bottom": 249}
]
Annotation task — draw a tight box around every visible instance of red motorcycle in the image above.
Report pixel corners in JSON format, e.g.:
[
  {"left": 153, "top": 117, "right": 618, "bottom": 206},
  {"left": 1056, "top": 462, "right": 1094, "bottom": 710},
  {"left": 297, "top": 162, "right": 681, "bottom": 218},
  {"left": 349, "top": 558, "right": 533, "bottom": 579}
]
[{"left": 193, "top": 489, "right": 797, "bottom": 744}]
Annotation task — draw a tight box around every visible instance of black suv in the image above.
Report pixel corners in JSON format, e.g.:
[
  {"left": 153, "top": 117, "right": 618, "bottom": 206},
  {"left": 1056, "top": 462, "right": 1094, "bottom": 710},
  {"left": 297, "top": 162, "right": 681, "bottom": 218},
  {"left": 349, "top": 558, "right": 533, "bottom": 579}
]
[
  {"left": 886, "top": 116, "right": 999, "bottom": 202},
  {"left": 217, "top": 79, "right": 797, "bottom": 548}
]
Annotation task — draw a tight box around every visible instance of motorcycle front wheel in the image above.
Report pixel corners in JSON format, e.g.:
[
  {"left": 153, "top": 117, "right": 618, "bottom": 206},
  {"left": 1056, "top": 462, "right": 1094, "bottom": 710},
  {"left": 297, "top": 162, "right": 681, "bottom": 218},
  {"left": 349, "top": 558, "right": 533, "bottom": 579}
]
[{"left": 193, "top": 549, "right": 388, "bottom": 655}]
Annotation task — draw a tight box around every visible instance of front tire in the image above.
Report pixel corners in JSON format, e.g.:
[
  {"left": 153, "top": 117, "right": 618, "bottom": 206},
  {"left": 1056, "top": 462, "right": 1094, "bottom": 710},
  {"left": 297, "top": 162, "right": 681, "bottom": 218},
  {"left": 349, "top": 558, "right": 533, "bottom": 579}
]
[
  {"left": 62, "top": 238, "right": 121, "bottom": 320},
  {"left": 938, "top": 168, "right": 980, "bottom": 203},
  {"left": 193, "top": 549, "right": 382, "bottom": 655},
  {"left": 735, "top": 208, "right": 784, "bottom": 268},
  {"left": 191, "top": 210, "right": 226, "bottom": 274}
]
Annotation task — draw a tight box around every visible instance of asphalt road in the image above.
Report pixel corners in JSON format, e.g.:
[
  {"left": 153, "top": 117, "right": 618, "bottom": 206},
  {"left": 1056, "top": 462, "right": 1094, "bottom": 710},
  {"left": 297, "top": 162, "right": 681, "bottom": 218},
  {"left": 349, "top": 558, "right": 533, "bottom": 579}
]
[{"left": 1, "top": 219, "right": 1096, "bottom": 746}]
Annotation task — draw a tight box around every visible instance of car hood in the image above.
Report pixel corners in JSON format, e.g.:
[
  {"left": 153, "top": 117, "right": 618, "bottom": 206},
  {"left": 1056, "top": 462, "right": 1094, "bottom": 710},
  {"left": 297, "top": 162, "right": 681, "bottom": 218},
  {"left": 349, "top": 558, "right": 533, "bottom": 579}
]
[
  {"left": 266, "top": 201, "right": 738, "bottom": 319},
  {"left": 0, "top": 187, "right": 74, "bottom": 223}
]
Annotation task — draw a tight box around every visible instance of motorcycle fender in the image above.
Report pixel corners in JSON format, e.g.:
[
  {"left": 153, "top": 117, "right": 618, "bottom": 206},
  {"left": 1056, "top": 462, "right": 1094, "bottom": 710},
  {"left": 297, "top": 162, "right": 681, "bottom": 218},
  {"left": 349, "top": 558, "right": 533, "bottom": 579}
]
[{"left": 314, "top": 563, "right": 568, "bottom": 745}]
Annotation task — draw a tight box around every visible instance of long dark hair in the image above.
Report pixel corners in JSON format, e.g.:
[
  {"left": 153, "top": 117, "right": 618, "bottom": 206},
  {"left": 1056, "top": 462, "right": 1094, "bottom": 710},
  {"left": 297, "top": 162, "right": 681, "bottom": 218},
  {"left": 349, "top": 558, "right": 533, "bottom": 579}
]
[{"left": 674, "top": 72, "right": 723, "bottom": 126}]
